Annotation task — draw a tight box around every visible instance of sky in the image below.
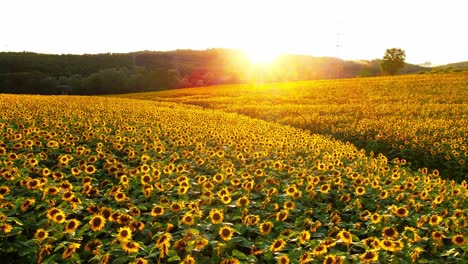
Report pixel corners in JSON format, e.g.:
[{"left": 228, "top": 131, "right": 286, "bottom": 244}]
[{"left": 1, "top": 0, "right": 467, "bottom": 65}]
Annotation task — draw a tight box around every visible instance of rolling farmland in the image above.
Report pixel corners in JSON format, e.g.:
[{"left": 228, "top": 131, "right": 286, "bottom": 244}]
[{"left": 0, "top": 73, "right": 467, "bottom": 263}]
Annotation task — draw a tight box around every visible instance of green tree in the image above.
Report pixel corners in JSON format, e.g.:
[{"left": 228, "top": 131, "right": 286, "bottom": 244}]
[{"left": 380, "top": 48, "right": 406, "bottom": 75}]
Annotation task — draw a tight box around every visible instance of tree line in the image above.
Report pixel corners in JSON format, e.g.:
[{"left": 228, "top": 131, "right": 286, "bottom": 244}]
[{"left": 0, "top": 49, "right": 431, "bottom": 95}]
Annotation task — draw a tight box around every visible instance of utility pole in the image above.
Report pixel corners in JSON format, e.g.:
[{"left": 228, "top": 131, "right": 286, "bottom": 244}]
[{"left": 335, "top": 20, "right": 344, "bottom": 79}]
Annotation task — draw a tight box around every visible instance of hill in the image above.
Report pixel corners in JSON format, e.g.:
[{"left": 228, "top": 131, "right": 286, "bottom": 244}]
[
  {"left": 0, "top": 49, "right": 431, "bottom": 95},
  {"left": 436, "top": 61, "right": 468, "bottom": 70}
]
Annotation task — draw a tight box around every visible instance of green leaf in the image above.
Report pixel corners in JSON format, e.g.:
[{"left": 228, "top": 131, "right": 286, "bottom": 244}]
[
  {"left": 167, "top": 255, "right": 181, "bottom": 262},
  {"left": 7, "top": 217, "right": 24, "bottom": 226},
  {"left": 111, "top": 255, "right": 131, "bottom": 264},
  {"left": 232, "top": 249, "right": 248, "bottom": 260},
  {"left": 230, "top": 236, "right": 252, "bottom": 247}
]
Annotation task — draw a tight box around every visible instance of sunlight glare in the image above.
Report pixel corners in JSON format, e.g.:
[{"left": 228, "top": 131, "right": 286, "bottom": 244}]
[{"left": 243, "top": 47, "right": 280, "bottom": 64}]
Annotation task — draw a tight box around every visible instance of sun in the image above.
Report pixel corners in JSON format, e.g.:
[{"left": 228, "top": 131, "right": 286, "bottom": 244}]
[{"left": 243, "top": 47, "right": 280, "bottom": 64}]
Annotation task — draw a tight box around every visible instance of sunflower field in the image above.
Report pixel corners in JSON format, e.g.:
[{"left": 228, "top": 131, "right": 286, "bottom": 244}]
[
  {"left": 0, "top": 93, "right": 466, "bottom": 263},
  {"left": 119, "top": 73, "right": 467, "bottom": 182}
]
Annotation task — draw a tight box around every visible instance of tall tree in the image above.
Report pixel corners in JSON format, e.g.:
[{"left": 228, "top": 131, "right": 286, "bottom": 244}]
[{"left": 380, "top": 48, "right": 406, "bottom": 75}]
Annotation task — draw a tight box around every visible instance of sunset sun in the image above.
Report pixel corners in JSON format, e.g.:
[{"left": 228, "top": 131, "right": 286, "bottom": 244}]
[{"left": 243, "top": 47, "right": 281, "bottom": 64}]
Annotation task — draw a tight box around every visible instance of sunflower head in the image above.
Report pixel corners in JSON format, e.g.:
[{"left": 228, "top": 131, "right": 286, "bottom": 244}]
[
  {"left": 209, "top": 209, "right": 224, "bottom": 225},
  {"left": 89, "top": 215, "right": 106, "bottom": 232},
  {"left": 117, "top": 227, "right": 132, "bottom": 242},
  {"left": 219, "top": 226, "right": 235, "bottom": 241}
]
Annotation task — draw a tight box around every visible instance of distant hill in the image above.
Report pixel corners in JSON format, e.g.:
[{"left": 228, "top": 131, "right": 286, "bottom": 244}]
[{"left": 436, "top": 61, "right": 468, "bottom": 69}]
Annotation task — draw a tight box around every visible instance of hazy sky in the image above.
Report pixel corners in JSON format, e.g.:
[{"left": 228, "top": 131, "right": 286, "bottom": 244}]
[{"left": 1, "top": 0, "right": 467, "bottom": 65}]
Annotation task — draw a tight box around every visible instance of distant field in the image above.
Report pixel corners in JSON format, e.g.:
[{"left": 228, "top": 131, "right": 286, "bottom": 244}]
[
  {"left": 116, "top": 73, "right": 468, "bottom": 182},
  {"left": 1, "top": 94, "right": 467, "bottom": 263}
]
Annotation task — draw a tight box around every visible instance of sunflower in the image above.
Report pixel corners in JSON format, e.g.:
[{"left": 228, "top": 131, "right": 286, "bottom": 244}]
[
  {"left": 451, "top": 235, "right": 465, "bottom": 246},
  {"left": 313, "top": 244, "right": 327, "bottom": 257},
  {"left": 151, "top": 205, "right": 165, "bottom": 217},
  {"left": 47, "top": 208, "right": 61, "bottom": 220},
  {"left": 294, "top": 230, "right": 310, "bottom": 246},
  {"left": 62, "top": 242, "right": 80, "bottom": 259},
  {"left": 71, "top": 167, "right": 81, "bottom": 176},
  {"left": 259, "top": 221, "right": 274, "bottom": 235},
  {"left": 429, "top": 215, "right": 443, "bottom": 226},
  {"left": 194, "top": 238, "right": 209, "bottom": 250},
  {"left": 360, "top": 250, "right": 378, "bottom": 263},
  {"left": 382, "top": 227, "right": 399, "bottom": 239},
  {"left": 452, "top": 209, "right": 463, "bottom": 218},
  {"left": 219, "top": 226, "right": 235, "bottom": 241},
  {"left": 286, "top": 186, "right": 298, "bottom": 196},
  {"left": 122, "top": 240, "right": 140, "bottom": 253},
  {"left": 360, "top": 210, "right": 371, "bottom": 221},
  {"left": 320, "top": 238, "right": 337, "bottom": 249},
  {"left": 62, "top": 191, "right": 75, "bottom": 201},
  {"left": 180, "top": 255, "right": 196, "bottom": 264},
  {"left": 355, "top": 186, "right": 366, "bottom": 196},
  {"left": 35, "top": 228, "right": 49, "bottom": 242},
  {"left": 220, "top": 258, "right": 240, "bottom": 264},
  {"left": 270, "top": 238, "right": 287, "bottom": 252},
  {"left": 20, "top": 198, "right": 35, "bottom": 212},
  {"left": 236, "top": 196, "right": 250, "bottom": 207},
  {"left": 213, "top": 174, "right": 224, "bottom": 183},
  {"left": 276, "top": 210, "right": 289, "bottom": 222},
  {"left": 65, "top": 219, "right": 80, "bottom": 234},
  {"left": 182, "top": 213, "right": 195, "bottom": 226},
  {"left": 114, "top": 192, "right": 127, "bottom": 202},
  {"left": 299, "top": 251, "right": 312, "bottom": 264},
  {"left": 431, "top": 231, "right": 444, "bottom": 241},
  {"left": 379, "top": 190, "right": 389, "bottom": 199},
  {"left": 370, "top": 213, "right": 381, "bottom": 224},
  {"left": 203, "top": 181, "right": 215, "bottom": 190},
  {"left": 0, "top": 186, "right": 10, "bottom": 195},
  {"left": 85, "top": 165, "right": 96, "bottom": 174},
  {"left": 129, "top": 220, "right": 145, "bottom": 232},
  {"left": 247, "top": 215, "right": 260, "bottom": 226},
  {"left": 117, "top": 226, "right": 132, "bottom": 242},
  {"left": 133, "top": 258, "right": 149, "bottom": 264},
  {"left": 284, "top": 201, "right": 295, "bottom": 210},
  {"left": 433, "top": 195, "right": 444, "bottom": 205},
  {"left": 392, "top": 240, "right": 404, "bottom": 251},
  {"left": 220, "top": 195, "right": 232, "bottom": 205},
  {"left": 140, "top": 174, "right": 152, "bottom": 185},
  {"left": 117, "top": 214, "right": 132, "bottom": 225},
  {"left": 178, "top": 186, "right": 189, "bottom": 195},
  {"left": 170, "top": 202, "right": 184, "bottom": 212},
  {"left": 89, "top": 215, "right": 106, "bottom": 231},
  {"left": 362, "top": 237, "right": 380, "bottom": 250},
  {"left": 0, "top": 223, "right": 12, "bottom": 234},
  {"left": 101, "top": 207, "right": 113, "bottom": 219},
  {"left": 26, "top": 179, "right": 40, "bottom": 190},
  {"left": 277, "top": 254, "right": 290, "bottom": 264},
  {"left": 403, "top": 226, "right": 421, "bottom": 243},
  {"left": 209, "top": 209, "right": 224, "bottom": 224},
  {"left": 156, "top": 232, "right": 172, "bottom": 247},
  {"left": 394, "top": 207, "right": 409, "bottom": 217},
  {"left": 380, "top": 239, "right": 397, "bottom": 252},
  {"left": 322, "top": 254, "right": 343, "bottom": 264},
  {"left": 53, "top": 211, "right": 67, "bottom": 224},
  {"left": 337, "top": 230, "right": 352, "bottom": 245},
  {"left": 319, "top": 184, "right": 331, "bottom": 194},
  {"left": 84, "top": 239, "right": 102, "bottom": 253}
]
